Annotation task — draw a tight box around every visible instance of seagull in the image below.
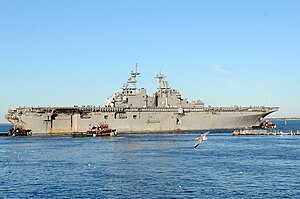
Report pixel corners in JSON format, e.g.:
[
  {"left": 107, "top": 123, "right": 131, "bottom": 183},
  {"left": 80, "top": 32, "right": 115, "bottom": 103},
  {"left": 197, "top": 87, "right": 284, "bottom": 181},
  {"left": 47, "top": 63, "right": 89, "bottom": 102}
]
[{"left": 194, "top": 131, "right": 209, "bottom": 149}]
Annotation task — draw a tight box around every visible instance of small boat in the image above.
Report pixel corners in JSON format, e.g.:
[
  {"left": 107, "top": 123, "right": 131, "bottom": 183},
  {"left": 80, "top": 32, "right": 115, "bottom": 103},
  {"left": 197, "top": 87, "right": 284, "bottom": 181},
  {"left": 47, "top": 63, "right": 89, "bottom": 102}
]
[
  {"left": 0, "top": 132, "right": 10, "bottom": 136},
  {"left": 232, "top": 130, "right": 240, "bottom": 136},
  {"left": 9, "top": 127, "right": 32, "bottom": 136},
  {"left": 87, "top": 124, "right": 117, "bottom": 136},
  {"left": 72, "top": 124, "right": 117, "bottom": 137},
  {"left": 252, "top": 120, "right": 276, "bottom": 129},
  {"left": 72, "top": 132, "right": 88, "bottom": 137}
]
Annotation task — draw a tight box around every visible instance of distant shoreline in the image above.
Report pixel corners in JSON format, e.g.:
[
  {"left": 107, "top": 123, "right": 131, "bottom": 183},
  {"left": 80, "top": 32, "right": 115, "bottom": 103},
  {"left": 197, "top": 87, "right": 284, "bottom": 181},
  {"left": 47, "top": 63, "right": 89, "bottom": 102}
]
[{"left": 268, "top": 117, "right": 300, "bottom": 120}]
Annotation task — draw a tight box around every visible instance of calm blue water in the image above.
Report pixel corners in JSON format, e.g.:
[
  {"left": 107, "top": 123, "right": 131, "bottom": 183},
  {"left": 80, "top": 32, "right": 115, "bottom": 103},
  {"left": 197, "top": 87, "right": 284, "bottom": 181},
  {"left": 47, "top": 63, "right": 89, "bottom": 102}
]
[{"left": 0, "top": 121, "right": 300, "bottom": 198}]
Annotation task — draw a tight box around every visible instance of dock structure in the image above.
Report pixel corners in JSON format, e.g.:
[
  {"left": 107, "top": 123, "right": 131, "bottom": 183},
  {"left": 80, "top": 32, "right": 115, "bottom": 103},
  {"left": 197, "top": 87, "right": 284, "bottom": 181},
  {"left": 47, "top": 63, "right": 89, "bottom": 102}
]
[{"left": 233, "top": 129, "right": 300, "bottom": 136}]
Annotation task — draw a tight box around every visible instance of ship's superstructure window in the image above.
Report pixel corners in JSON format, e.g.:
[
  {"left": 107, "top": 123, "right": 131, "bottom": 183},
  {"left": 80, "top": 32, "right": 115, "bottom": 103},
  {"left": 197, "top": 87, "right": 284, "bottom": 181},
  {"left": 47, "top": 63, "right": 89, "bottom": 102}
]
[
  {"left": 115, "top": 112, "right": 127, "bottom": 119},
  {"left": 133, "top": 115, "right": 137, "bottom": 119}
]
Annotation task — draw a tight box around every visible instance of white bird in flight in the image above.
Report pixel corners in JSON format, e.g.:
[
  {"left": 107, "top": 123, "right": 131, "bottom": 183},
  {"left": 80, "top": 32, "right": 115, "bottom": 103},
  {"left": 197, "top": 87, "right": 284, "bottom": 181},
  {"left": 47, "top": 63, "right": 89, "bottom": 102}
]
[{"left": 194, "top": 131, "right": 209, "bottom": 149}]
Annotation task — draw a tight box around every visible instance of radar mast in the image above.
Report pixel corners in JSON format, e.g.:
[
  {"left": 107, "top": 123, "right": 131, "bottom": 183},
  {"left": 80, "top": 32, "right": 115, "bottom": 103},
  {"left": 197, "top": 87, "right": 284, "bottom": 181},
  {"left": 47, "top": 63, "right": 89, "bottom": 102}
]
[
  {"left": 123, "top": 63, "right": 141, "bottom": 95},
  {"left": 155, "top": 72, "right": 170, "bottom": 96}
]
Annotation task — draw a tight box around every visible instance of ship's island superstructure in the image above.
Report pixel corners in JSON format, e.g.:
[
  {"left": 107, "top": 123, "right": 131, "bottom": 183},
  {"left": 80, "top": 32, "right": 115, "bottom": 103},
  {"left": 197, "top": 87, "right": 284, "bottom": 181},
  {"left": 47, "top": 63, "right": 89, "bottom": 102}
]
[{"left": 6, "top": 65, "right": 279, "bottom": 134}]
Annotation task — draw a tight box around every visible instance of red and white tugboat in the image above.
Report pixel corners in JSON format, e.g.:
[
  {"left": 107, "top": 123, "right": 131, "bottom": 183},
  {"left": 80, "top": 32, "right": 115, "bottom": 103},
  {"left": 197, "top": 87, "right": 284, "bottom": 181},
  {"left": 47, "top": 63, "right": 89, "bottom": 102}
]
[
  {"left": 73, "top": 123, "right": 117, "bottom": 137},
  {"left": 252, "top": 120, "right": 276, "bottom": 129},
  {"left": 9, "top": 127, "right": 32, "bottom": 136},
  {"left": 86, "top": 123, "right": 117, "bottom": 136}
]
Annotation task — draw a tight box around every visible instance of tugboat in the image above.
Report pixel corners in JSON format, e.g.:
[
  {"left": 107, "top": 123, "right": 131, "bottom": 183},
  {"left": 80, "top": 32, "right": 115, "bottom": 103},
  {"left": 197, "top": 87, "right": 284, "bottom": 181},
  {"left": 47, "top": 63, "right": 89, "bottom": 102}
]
[
  {"left": 233, "top": 120, "right": 277, "bottom": 136},
  {"left": 252, "top": 120, "right": 276, "bottom": 129},
  {"left": 72, "top": 123, "right": 117, "bottom": 137},
  {"left": 9, "top": 127, "right": 32, "bottom": 136}
]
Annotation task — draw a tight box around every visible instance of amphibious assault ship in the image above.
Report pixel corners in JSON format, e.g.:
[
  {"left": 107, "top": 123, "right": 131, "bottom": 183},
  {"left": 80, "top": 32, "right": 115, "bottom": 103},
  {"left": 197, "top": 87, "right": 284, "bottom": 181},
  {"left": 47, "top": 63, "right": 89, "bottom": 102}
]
[{"left": 6, "top": 65, "right": 278, "bottom": 134}]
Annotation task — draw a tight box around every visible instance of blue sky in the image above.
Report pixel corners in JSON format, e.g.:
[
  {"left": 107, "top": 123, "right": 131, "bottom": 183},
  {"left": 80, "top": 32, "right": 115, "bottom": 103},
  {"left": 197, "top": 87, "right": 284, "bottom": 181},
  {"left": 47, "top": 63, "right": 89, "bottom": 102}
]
[{"left": 1, "top": 0, "right": 300, "bottom": 122}]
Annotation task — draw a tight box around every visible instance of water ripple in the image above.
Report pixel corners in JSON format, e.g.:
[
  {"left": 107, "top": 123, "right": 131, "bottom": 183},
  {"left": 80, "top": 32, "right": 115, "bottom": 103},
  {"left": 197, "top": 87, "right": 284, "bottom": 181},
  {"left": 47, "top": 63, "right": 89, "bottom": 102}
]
[{"left": 0, "top": 122, "right": 300, "bottom": 198}]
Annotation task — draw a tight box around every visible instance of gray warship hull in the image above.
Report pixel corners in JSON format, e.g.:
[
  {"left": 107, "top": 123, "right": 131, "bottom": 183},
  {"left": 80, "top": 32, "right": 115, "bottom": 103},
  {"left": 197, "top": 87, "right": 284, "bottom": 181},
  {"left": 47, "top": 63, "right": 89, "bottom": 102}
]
[
  {"left": 5, "top": 65, "right": 278, "bottom": 134},
  {"left": 6, "top": 106, "right": 277, "bottom": 134}
]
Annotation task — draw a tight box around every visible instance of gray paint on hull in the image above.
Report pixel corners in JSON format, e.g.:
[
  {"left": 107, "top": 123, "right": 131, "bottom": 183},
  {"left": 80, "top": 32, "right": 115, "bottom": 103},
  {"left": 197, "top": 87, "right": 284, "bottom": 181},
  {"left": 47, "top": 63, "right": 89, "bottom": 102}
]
[{"left": 6, "top": 106, "right": 277, "bottom": 134}]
